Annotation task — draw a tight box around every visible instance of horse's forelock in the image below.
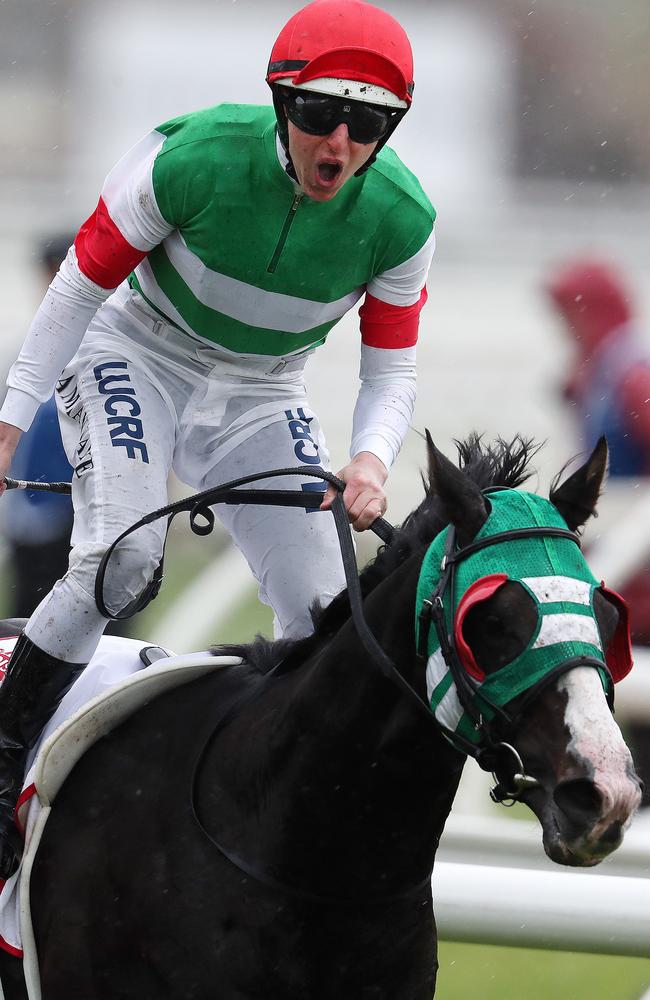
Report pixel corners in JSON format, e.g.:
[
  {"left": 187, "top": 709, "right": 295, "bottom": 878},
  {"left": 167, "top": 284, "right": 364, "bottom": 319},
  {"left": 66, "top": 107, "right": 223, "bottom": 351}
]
[
  {"left": 313, "top": 435, "right": 540, "bottom": 639},
  {"left": 368, "top": 434, "right": 539, "bottom": 577},
  {"left": 390, "top": 434, "right": 540, "bottom": 561},
  {"left": 450, "top": 433, "right": 539, "bottom": 493}
]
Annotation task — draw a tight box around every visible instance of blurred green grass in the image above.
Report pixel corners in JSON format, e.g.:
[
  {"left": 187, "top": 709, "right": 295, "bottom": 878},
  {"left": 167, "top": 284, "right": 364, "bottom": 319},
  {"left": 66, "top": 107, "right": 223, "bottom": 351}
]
[{"left": 437, "top": 942, "right": 650, "bottom": 999}]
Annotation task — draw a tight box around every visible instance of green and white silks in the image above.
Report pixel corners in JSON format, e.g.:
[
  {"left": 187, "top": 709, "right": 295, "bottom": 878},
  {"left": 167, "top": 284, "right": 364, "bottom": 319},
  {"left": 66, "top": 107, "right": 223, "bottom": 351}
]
[
  {"left": 116, "top": 106, "right": 435, "bottom": 357},
  {"left": 415, "top": 489, "right": 616, "bottom": 749}
]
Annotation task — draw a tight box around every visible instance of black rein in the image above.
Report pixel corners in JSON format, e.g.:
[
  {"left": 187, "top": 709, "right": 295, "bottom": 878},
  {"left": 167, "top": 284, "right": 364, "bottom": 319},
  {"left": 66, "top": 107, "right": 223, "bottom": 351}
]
[{"left": 91, "top": 466, "right": 440, "bottom": 728}]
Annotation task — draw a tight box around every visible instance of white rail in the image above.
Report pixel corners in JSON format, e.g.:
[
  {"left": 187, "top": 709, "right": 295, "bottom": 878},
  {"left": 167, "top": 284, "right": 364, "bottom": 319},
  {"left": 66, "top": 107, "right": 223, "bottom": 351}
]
[{"left": 434, "top": 861, "right": 650, "bottom": 957}]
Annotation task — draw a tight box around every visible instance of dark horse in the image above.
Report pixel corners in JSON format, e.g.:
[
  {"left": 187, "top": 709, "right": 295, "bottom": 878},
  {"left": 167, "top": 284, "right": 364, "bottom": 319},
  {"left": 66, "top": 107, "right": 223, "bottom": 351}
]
[{"left": 0, "top": 435, "right": 642, "bottom": 999}]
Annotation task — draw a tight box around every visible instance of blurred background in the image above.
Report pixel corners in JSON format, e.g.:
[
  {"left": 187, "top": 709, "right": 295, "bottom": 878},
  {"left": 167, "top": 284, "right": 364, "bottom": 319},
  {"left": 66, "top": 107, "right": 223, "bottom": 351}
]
[
  {"left": 1, "top": 1, "right": 650, "bottom": 993},
  {"left": 2, "top": 0, "right": 649, "bottom": 500},
  {"left": 3, "top": 0, "right": 650, "bottom": 629}
]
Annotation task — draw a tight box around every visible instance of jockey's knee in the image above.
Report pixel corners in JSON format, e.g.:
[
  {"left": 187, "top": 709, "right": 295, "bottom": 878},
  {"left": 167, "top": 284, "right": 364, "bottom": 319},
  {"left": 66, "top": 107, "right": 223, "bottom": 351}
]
[{"left": 67, "top": 532, "right": 163, "bottom": 616}]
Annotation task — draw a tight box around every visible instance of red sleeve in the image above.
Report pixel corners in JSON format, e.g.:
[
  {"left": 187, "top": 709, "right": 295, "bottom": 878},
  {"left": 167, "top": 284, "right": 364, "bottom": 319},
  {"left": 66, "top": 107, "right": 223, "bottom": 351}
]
[
  {"left": 74, "top": 197, "right": 148, "bottom": 290},
  {"left": 620, "top": 364, "right": 650, "bottom": 446},
  {"left": 359, "top": 288, "right": 428, "bottom": 348}
]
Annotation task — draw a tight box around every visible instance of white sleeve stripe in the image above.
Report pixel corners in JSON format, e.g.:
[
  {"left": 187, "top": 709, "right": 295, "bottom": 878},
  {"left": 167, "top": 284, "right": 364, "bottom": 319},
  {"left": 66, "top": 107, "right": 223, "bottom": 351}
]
[
  {"left": 358, "top": 343, "right": 417, "bottom": 378},
  {"left": 350, "top": 343, "right": 417, "bottom": 469},
  {"left": 101, "top": 130, "right": 172, "bottom": 251},
  {"left": 367, "top": 229, "right": 436, "bottom": 308}
]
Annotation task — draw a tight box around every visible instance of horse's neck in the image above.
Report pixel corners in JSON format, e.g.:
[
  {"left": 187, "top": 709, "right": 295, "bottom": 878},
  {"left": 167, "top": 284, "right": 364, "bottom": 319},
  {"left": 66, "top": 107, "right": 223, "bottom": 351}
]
[
  {"left": 271, "top": 556, "right": 423, "bottom": 729},
  {"left": 201, "top": 556, "right": 464, "bottom": 897}
]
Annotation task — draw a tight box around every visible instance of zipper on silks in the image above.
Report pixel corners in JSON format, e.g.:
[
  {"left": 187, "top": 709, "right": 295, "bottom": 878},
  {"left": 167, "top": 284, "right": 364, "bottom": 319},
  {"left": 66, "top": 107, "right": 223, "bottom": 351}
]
[{"left": 267, "top": 193, "right": 303, "bottom": 274}]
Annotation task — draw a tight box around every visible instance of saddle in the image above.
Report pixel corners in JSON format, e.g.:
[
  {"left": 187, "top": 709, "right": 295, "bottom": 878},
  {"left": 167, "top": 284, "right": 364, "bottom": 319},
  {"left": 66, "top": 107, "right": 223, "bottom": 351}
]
[{"left": 0, "top": 634, "right": 243, "bottom": 976}]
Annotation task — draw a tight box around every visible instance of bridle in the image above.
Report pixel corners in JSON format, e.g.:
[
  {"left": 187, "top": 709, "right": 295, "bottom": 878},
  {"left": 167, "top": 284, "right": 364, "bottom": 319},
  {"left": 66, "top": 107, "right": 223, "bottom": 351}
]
[{"left": 415, "top": 517, "right": 613, "bottom": 803}]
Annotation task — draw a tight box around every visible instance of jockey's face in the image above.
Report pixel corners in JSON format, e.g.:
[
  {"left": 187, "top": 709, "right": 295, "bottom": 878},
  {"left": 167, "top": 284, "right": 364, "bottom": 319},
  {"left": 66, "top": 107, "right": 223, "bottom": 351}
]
[{"left": 288, "top": 120, "right": 378, "bottom": 202}]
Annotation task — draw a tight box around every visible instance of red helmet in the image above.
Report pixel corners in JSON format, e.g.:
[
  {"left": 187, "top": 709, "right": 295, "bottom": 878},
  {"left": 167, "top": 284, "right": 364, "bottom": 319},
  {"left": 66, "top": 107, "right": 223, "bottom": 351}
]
[{"left": 267, "top": 0, "right": 414, "bottom": 110}]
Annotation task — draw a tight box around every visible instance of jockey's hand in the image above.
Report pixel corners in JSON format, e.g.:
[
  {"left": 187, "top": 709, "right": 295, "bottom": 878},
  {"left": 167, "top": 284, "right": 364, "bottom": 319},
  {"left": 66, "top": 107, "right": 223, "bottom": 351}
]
[
  {"left": 0, "top": 422, "right": 23, "bottom": 498},
  {"left": 320, "top": 451, "right": 388, "bottom": 532}
]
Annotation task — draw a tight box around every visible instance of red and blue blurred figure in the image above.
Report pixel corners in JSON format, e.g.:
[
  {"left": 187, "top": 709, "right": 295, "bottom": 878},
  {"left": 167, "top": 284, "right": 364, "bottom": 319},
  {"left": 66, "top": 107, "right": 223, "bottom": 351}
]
[
  {"left": 547, "top": 259, "right": 650, "bottom": 477},
  {"left": 547, "top": 258, "right": 650, "bottom": 803}
]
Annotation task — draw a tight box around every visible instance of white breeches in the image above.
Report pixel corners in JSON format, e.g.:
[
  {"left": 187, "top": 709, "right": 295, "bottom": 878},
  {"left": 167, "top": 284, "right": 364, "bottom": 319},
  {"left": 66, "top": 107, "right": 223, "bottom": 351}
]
[{"left": 24, "top": 286, "right": 346, "bottom": 662}]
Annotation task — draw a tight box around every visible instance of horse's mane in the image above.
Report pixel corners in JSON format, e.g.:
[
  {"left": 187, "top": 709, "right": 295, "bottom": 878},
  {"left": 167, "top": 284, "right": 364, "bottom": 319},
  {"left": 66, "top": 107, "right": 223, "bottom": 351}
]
[{"left": 211, "top": 434, "right": 538, "bottom": 673}]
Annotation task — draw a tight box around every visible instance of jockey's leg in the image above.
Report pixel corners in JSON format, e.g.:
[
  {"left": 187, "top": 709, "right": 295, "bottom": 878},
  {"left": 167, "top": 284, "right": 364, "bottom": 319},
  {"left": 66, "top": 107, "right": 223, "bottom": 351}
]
[
  {"left": 0, "top": 636, "right": 86, "bottom": 873},
  {"left": 0, "top": 348, "right": 174, "bottom": 877},
  {"left": 199, "top": 400, "right": 346, "bottom": 639}
]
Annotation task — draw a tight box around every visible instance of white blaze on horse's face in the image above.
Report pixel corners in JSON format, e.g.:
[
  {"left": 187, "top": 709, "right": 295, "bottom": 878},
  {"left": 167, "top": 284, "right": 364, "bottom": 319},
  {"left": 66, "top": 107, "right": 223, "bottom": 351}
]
[{"left": 550, "top": 666, "right": 641, "bottom": 865}]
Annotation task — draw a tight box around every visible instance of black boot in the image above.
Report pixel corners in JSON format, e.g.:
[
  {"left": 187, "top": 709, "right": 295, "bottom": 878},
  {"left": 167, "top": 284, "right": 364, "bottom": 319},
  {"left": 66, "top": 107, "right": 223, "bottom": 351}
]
[{"left": 0, "top": 635, "right": 86, "bottom": 879}]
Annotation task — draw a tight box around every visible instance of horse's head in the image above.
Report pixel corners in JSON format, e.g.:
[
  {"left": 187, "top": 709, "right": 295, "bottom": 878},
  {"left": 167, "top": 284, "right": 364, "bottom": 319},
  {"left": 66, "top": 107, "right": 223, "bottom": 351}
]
[{"left": 420, "top": 435, "right": 642, "bottom": 866}]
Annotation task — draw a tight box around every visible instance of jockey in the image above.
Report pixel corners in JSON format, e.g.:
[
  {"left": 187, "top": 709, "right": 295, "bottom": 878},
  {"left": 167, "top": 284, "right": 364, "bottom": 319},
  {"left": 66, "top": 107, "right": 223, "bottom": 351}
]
[{"left": 0, "top": 0, "right": 435, "bottom": 876}]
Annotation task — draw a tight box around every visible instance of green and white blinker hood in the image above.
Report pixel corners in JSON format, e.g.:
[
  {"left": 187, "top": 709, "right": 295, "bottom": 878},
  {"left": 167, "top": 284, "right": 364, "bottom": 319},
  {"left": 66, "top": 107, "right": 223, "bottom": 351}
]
[{"left": 415, "top": 489, "right": 632, "bottom": 755}]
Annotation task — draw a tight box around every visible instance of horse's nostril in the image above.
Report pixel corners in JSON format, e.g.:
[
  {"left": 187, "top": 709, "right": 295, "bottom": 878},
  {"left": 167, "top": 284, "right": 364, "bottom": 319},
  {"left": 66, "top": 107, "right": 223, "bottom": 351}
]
[
  {"left": 600, "top": 820, "right": 623, "bottom": 846},
  {"left": 553, "top": 779, "right": 603, "bottom": 826}
]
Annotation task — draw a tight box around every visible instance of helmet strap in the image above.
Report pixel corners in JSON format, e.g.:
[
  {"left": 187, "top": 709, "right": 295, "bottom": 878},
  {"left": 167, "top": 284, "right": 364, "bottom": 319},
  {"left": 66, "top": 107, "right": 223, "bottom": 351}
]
[{"left": 271, "top": 88, "right": 298, "bottom": 182}]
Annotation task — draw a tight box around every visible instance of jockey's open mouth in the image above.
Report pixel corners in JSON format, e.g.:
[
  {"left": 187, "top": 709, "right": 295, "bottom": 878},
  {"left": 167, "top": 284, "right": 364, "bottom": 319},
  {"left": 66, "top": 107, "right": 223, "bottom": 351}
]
[{"left": 317, "top": 159, "right": 343, "bottom": 185}]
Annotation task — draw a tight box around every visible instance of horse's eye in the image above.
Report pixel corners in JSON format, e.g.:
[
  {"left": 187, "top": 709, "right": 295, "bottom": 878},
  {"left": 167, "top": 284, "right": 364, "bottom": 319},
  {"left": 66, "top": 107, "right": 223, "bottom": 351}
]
[{"left": 484, "top": 615, "right": 505, "bottom": 637}]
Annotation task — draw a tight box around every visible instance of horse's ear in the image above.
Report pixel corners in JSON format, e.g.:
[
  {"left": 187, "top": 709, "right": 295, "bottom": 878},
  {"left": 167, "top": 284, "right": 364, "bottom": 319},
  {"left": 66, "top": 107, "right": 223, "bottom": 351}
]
[
  {"left": 550, "top": 436, "right": 608, "bottom": 532},
  {"left": 425, "top": 431, "right": 490, "bottom": 543}
]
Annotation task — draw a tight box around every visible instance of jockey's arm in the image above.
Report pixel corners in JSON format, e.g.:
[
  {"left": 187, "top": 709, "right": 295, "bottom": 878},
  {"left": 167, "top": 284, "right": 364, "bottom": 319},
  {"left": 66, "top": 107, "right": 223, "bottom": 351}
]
[
  {"left": 321, "top": 229, "right": 435, "bottom": 530},
  {"left": 0, "top": 253, "right": 114, "bottom": 495},
  {"left": 0, "top": 131, "right": 175, "bottom": 496},
  {"left": 320, "top": 339, "right": 417, "bottom": 531}
]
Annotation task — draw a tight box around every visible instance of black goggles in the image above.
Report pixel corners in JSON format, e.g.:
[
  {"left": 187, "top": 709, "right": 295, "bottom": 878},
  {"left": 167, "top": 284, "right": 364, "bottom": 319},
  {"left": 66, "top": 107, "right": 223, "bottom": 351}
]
[{"left": 281, "top": 88, "right": 402, "bottom": 145}]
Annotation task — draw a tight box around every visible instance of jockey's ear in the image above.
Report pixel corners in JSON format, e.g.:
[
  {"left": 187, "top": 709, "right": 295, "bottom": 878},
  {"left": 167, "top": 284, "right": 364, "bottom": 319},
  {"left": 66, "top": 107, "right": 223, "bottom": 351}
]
[
  {"left": 425, "top": 431, "right": 489, "bottom": 544},
  {"left": 550, "top": 436, "right": 609, "bottom": 532}
]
